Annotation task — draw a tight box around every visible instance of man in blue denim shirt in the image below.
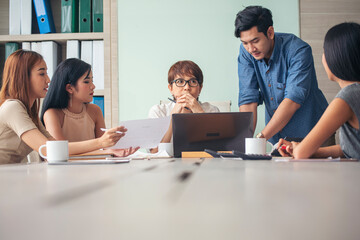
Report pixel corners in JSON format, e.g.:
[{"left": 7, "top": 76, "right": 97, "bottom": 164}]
[{"left": 234, "top": 6, "right": 329, "bottom": 144}]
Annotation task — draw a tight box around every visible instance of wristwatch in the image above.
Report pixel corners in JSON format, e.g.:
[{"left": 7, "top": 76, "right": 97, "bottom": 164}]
[{"left": 256, "top": 132, "right": 265, "bottom": 138}]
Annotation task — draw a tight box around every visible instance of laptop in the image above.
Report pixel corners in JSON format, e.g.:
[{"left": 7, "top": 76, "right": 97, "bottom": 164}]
[{"left": 172, "top": 112, "right": 253, "bottom": 157}]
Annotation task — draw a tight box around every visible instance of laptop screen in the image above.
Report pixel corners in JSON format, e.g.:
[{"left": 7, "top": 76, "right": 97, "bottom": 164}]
[{"left": 172, "top": 112, "right": 253, "bottom": 157}]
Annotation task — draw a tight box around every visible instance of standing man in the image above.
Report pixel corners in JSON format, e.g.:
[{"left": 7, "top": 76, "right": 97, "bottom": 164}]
[{"left": 235, "top": 6, "right": 329, "bottom": 144}]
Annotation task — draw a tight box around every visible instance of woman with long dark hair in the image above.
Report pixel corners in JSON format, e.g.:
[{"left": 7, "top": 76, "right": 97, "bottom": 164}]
[
  {"left": 278, "top": 22, "right": 360, "bottom": 159},
  {"left": 41, "top": 58, "right": 138, "bottom": 156},
  {"left": 0, "top": 50, "right": 128, "bottom": 164}
]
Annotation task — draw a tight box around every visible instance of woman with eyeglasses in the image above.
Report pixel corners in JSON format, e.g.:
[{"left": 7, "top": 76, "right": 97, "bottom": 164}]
[{"left": 148, "top": 60, "right": 219, "bottom": 144}]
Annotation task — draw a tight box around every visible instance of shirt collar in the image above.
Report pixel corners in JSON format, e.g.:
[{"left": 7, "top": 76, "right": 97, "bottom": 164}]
[{"left": 259, "top": 33, "right": 281, "bottom": 65}]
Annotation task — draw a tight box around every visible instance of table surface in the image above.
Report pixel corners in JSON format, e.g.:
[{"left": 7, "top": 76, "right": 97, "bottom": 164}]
[{"left": 1, "top": 158, "right": 360, "bottom": 240}]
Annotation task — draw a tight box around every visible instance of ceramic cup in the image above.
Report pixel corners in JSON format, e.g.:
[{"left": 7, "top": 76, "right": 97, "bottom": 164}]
[
  {"left": 39, "top": 140, "right": 69, "bottom": 162},
  {"left": 158, "top": 143, "right": 174, "bottom": 157},
  {"left": 245, "top": 138, "right": 274, "bottom": 155}
]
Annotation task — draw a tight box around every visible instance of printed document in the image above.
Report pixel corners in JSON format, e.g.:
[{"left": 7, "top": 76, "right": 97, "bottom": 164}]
[{"left": 109, "top": 116, "right": 171, "bottom": 149}]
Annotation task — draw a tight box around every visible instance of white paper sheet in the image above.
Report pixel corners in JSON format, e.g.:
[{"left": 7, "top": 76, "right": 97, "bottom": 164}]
[{"left": 109, "top": 116, "right": 171, "bottom": 149}]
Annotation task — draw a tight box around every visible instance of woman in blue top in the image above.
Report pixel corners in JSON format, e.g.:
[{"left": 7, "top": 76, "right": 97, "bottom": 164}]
[{"left": 278, "top": 22, "right": 360, "bottom": 159}]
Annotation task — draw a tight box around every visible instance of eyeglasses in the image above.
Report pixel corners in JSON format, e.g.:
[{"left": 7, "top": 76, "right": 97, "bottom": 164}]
[{"left": 171, "top": 78, "right": 199, "bottom": 87}]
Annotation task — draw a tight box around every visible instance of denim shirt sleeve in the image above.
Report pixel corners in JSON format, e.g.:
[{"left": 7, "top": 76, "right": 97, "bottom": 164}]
[
  {"left": 284, "top": 43, "right": 314, "bottom": 105},
  {"left": 238, "top": 44, "right": 262, "bottom": 106}
]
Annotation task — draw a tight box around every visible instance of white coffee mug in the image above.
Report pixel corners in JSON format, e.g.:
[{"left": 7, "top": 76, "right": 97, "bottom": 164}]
[
  {"left": 245, "top": 138, "right": 274, "bottom": 155},
  {"left": 39, "top": 140, "right": 69, "bottom": 162},
  {"left": 158, "top": 143, "right": 174, "bottom": 157}
]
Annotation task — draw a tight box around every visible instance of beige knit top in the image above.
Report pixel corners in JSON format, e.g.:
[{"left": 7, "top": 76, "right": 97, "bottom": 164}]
[{"left": 61, "top": 104, "right": 95, "bottom": 142}]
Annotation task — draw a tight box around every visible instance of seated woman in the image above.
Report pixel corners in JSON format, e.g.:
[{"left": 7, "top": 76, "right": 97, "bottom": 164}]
[
  {"left": 41, "top": 58, "right": 138, "bottom": 156},
  {"left": 278, "top": 22, "right": 360, "bottom": 159},
  {"left": 148, "top": 60, "right": 219, "bottom": 144},
  {"left": 0, "top": 50, "right": 130, "bottom": 164}
]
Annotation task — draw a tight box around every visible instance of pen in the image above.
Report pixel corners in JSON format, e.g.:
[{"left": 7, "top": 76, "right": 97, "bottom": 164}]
[
  {"left": 100, "top": 128, "right": 124, "bottom": 134},
  {"left": 168, "top": 97, "right": 190, "bottom": 110}
]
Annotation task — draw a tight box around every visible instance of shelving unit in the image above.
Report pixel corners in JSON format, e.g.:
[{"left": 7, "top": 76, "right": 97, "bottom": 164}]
[{"left": 0, "top": 0, "right": 119, "bottom": 128}]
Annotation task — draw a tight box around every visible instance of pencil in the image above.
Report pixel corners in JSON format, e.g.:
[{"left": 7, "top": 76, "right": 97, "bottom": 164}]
[{"left": 168, "top": 97, "right": 190, "bottom": 110}]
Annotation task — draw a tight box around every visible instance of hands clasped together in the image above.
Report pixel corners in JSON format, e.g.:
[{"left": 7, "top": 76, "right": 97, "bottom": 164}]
[{"left": 171, "top": 93, "right": 204, "bottom": 114}]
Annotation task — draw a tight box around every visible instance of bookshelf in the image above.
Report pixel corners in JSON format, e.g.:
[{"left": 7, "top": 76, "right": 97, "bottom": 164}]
[{"left": 0, "top": 0, "right": 119, "bottom": 128}]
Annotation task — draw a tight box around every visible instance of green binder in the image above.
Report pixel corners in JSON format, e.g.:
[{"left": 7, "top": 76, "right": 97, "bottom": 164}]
[
  {"left": 79, "top": 0, "right": 91, "bottom": 32},
  {"left": 5, "top": 42, "right": 19, "bottom": 60},
  {"left": 61, "top": 0, "right": 79, "bottom": 33},
  {"left": 92, "top": 0, "right": 103, "bottom": 32}
]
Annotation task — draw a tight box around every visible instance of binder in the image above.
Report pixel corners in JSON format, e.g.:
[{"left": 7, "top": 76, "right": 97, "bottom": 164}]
[
  {"left": 79, "top": 0, "right": 91, "bottom": 32},
  {"left": 21, "top": 0, "right": 32, "bottom": 34},
  {"left": 5, "top": 43, "right": 19, "bottom": 60},
  {"left": 61, "top": 0, "right": 79, "bottom": 33},
  {"left": 66, "top": 40, "right": 80, "bottom": 59},
  {"left": 22, "top": 42, "right": 31, "bottom": 50},
  {"left": 31, "top": 2, "right": 40, "bottom": 34},
  {"left": 80, "top": 41, "right": 93, "bottom": 66},
  {"left": 33, "top": 0, "right": 56, "bottom": 34},
  {"left": 92, "top": 40, "right": 104, "bottom": 90},
  {"left": 9, "top": 0, "right": 21, "bottom": 35},
  {"left": 42, "top": 41, "right": 58, "bottom": 80},
  {"left": 31, "top": 42, "right": 42, "bottom": 54},
  {"left": 92, "top": 96, "right": 104, "bottom": 117},
  {"left": 92, "top": 0, "right": 103, "bottom": 32}
]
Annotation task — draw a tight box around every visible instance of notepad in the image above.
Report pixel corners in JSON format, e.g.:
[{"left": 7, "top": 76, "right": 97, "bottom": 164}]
[
  {"left": 48, "top": 159, "right": 130, "bottom": 165},
  {"left": 69, "top": 152, "right": 114, "bottom": 160}
]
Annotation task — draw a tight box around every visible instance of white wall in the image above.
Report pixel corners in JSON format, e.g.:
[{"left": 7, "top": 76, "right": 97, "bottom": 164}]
[{"left": 117, "top": 0, "right": 299, "bottom": 134}]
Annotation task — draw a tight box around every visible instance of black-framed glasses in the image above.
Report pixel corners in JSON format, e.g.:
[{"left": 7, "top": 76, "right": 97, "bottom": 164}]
[{"left": 171, "top": 78, "right": 199, "bottom": 87}]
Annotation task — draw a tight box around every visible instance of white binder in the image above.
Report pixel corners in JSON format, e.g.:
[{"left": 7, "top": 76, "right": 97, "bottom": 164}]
[
  {"left": 20, "top": 0, "right": 32, "bottom": 34},
  {"left": 42, "top": 41, "right": 58, "bottom": 80},
  {"left": 22, "top": 42, "right": 31, "bottom": 50},
  {"left": 80, "top": 40, "right": 93, "bottom": 66},
  {"left": 9, "top": 0, "right": 21, "bottom": 35},
  {"left": 92, "top": 40, "right": 104, "bottom": 90},
  {"left": 31, "top": 42, "right": 42, "bottom": 54},
  {"left": 66, "top": 40, "right": 80, "bottom": 59}
]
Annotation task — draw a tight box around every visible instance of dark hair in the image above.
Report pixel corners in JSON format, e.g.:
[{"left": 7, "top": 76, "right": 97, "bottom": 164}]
[
  {"left": 40, "top": 58, "right": 91, "bottom": 124},
  {"left": 324, "top": 22, "right": 360, "bottom": 82},
  {"left": 234, "top": 6, "right": 273, "bottom": 38},
  {"left": 168, "top": 60, "right": 203, "bottom": 86},
  {"left": 0, "top": 50, "right": 43, "bottom": 127}
]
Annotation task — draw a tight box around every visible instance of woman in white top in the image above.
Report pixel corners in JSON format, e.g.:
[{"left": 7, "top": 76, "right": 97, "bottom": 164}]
[
  {"left": 0, "top": 50, "right": 130, "bottom": 164},
  {"left": 148, "top": 60, "right": 219, "bottom": 144}
]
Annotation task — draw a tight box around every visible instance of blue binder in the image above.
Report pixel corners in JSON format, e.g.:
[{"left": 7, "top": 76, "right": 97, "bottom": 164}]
[
  {"left": 92, "top": 96, "right": 104, "bottom": 117},
  {"left": 33, "top": 0, "right": 56, "bottom": 34}
]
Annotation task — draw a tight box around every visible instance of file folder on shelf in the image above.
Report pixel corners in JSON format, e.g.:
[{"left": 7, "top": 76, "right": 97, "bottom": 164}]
[
  {"left": 5, "top": 43, "right": 19, "bottom": 60},
  {"left": 9, "top": 0, "right": 21, "bottom": 35},
  {"left": 92, "top": 96, "right": 104, "bottom": 117},
  {"left": 80, "top": 41, "right": 93, "bottom": 66},
  {"left": 42, "top": 41, "right": 58, "bottom": 80},
  {"left": 66, "top": 40, "right": 80, "bottom": 59},
  {"left": 92, "top": 40, "right": 104, "bottom": 90},
  {"left": 22, "top": 42, "right": 31, "bottom": 50},
  {"left": 79, "top": 0, "right": 91, "bottom": 32},
  {"left": 31, "top": 42, "right": 42, "bottom": 54},
  {"left": 61, "top": 0, "right": 79, "bottom": 33},
  {"left": 21, "top": 0, "right": 32, "bottom": 34},
  {"left": 31, "top": 2, "right": 40, "bottom": 34},
  {"left": 33, "top": 0, "right": 56, "bottom": 34},
  {"left": 92, "top": 0, "right": 103, "bottom": 32}
]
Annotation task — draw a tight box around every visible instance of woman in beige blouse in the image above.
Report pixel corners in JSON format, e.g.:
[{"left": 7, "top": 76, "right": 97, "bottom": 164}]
[{"left": 0, "top": 50, "right": 132, "bottom": 164}]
